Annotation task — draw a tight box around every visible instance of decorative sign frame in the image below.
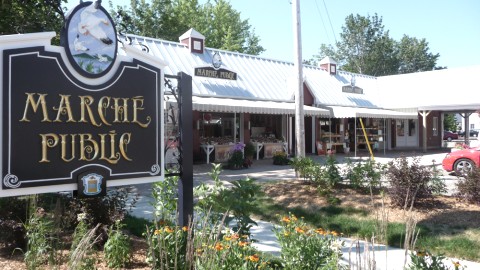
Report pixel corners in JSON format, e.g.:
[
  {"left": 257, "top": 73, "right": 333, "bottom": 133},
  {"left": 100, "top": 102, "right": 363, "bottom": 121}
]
[{"left": 0, "top": 1, "right": 164, "bottom": 197}]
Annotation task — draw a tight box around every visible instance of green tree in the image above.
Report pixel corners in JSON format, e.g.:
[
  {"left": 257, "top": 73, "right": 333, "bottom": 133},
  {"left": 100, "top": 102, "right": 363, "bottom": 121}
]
[
  {"left": 316, "top": 13, "right": 440, "bottom": 76},
  {"left": 316, "top": 14, "right": 398, "bottom": 76},
  {"left": 0, "top": 0, "right": 66, "bottom": 43},
  {"left": 397, "top": 35, "right": 439, "bottom": 73},
  {"left": 443, "top": 113, "right": 458, "bottom": 132},
  {"left": 113, "top": 0, "right": 264, "bottom": 55}
]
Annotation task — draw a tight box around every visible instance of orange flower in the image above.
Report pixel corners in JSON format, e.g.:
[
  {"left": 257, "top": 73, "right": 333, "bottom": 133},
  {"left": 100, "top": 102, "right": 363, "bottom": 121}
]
[
  {"left": 416, "top": 250, "right": 428, "bottom": 257},
  {"left": 295, "top": 227, "right": 305, "bottom": 234},
  {"left": 452, "top": 261, "right": 461, "bottom": 268},
  {"left": 164, "top": 226, "right": 174, "bottom": 233},
  {"left": 315, "top": 228, "right": 326, "bottom": 235},
  {"left": 224, "top": 235, "right": 232, "bottom": 241},
  {"left": 231, "top": 233, "right": 240, "bottom": 240},
  {"left": 238, "top": 241, "right": 249, "bottom": 247},
  {"left": 246, "top": 254, "right": 260, "bottom": 262},
  {"left": 154, "top": 229, "right": 161, "bottom": 235},
  {"left": 281, "top": 216, "right": 291, "bottom": 223},
  {"left": 331, "top": 231, "right": 339, "bottom": 236},
  {"left": 214, "top": 243, "right": 224, "bottom": 251},
  {"left": 182, "top": 226, "right": 188, "bottom": 232}
]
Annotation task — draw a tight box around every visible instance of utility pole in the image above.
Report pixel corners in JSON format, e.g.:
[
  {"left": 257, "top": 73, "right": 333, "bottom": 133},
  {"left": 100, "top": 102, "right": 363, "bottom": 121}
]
[{"left": 292, "top": 0, "right": 305, "bottom": 157}]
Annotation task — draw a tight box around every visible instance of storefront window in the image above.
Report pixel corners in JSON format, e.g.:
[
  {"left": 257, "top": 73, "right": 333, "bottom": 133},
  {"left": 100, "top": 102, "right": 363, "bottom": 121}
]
[
  {"left": 200, "top": 112, "right": 237, "bottom": 144},
  {"left": 250, "top": 114, "right": 283, "bottom": 143},
  {"left": 408, "top": 119, "right": 416, "bottom": 136}
]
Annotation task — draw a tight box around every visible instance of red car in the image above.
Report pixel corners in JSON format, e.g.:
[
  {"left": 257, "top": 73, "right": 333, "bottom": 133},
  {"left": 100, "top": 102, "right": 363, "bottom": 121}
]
[
  {"left": 443, "top": 131, "right": 459, "bottom": 141},
  {"left": 442, "top": 146, "right": 480, "bottom": 174}
]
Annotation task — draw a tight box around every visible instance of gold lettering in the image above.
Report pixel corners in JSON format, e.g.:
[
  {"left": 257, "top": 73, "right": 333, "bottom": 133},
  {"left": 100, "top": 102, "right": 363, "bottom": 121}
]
[
  {"left": 20, "top": 93, "right": 51, "bottom": 122},
  {"left": 79, "top": 134, "right": 99, "bottom": 161},
  {"left": 53, "top": 94, "right": 76, "bottom": 123},
  {"left": 79, "top": 96, "right": 101, "bottom": 127},
  {"left": 40, "top": 133, "right": 59, "bottom": 162},
  {"left": 98, "top": 96, "right": 112, "bottom": 126},
  {"left": 60, "top": 134, "right": 75, "bottom": 162},
  {"left": 119, "top": 133, "right": 132, "bottom": 161},
  {"left": 132, "top": 96, "right": 151, "bottom": 128},
  {"left": 99, "top": 131, "right": 121, "bottom": 164},
  {"left": 112, "top": 97, "right": 129, "bottom": 123}
]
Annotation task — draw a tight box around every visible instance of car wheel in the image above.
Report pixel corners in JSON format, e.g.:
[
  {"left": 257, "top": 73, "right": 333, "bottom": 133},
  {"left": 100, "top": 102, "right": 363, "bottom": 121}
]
[
  {"left": 454, "top": 158, "right": 474, "bottom": 176},
  {"left": 447, "top": 137, "right": 452, "bottom": 142}
]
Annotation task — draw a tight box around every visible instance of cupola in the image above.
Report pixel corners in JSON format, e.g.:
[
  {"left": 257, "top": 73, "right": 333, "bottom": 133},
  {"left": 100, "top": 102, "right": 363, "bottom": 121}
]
[
  {"left": 319, "top": 56, "right": 337, "bottom": 75},
  {"left": 179, "top": 28, "right": 205, "bottom": 54}
]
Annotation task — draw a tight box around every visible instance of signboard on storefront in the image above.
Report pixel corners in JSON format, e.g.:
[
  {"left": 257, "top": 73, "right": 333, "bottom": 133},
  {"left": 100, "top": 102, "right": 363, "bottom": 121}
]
[
  {"left": 0, "top": 1, "right": 164, "bottom": 197},
  {"left": 194, "top": 67, "right": 237, "bottom": 80}
]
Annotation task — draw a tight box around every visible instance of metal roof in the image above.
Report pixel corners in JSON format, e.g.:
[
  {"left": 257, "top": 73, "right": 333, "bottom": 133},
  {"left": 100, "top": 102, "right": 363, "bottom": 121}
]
[
  {"left": 126, "top": 34, "right": 296, "bottom": 101},
  {"left": 124, "top": 34, "right": 385, "bottom": 106},
  {"left": 377, "top": 66, "right": 480, "bottom": 110},
  {"left": 123, "top": 33, "right": 427, "bottom": 119}
]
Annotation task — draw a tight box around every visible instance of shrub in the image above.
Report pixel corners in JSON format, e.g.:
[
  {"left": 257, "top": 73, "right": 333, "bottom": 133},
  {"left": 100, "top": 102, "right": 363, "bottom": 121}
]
[
  {"left": 24, "top": 207, "right": 57, "bottom": 270},
  {"left": 274, "top": 213, "right": 343, "bottom": 269},
  {"left": 104, "top": 221, "right": 131, "bottom": 269},
  {"left": 194, "top": 164, "right": 260, "bottom": 238},
  {"left": 65, "top": 186, "right": 138, "bottom": 228},
  {"left": 273, "top": 151, "right": 289, "bottom": 165},
  {"left": 344, "top": 158, "right": 385, "bottom": 190},
  {"left": 323, "top": 155, "right": 342, "bottom": 187},
  {"left": 291, "top": 156, "right": 315, "bottom": 180},
  {"left": 455, "top": 167, "right": 480, "bottom": 205},
  {"left": 407, "top": 250, "right": 465, "bottom": 270},
  {"left": 385, "top": 156, "right": 434, "bottom": 208},
  {"left": 0, "top": 196, "right": 27, "bottom": 251},
  {"left": 244, "top": 141, "right": 256, "bottom": 159}
]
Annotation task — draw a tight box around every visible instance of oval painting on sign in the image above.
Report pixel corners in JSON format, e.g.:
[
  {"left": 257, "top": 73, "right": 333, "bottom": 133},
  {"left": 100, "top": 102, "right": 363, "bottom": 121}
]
[{"left": 63, "top": 0, "right": 117, "bottom": 78}]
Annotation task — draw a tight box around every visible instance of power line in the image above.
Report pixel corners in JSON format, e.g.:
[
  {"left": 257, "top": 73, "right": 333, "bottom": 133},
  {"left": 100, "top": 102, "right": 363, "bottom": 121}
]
[
  {"left": 314, "top": 0, "right": 331, "bottom": 44},
  {"left": 322, "top": 0, "right": 337, "bottom": 44}
]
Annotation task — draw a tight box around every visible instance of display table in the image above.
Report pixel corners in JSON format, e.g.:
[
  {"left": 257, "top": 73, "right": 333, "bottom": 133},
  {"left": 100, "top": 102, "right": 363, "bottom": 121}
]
[
  {"left": 253, "top": 143, "right": 264, "bottom": 160},
  {"left": 200, "top": 144, "right": 215, "bottom": 164},
  {"left": 200, "top": 144, "right": 234, "bottom": 164},
  {"left": 326, "top": 142, "right": 347, "bottom": 154},
  {"left": 214, "top": 144, "right": 232, "bottom": 163},
  {"left": 263, "top": 143, "right": 286, "bottom": 158}
]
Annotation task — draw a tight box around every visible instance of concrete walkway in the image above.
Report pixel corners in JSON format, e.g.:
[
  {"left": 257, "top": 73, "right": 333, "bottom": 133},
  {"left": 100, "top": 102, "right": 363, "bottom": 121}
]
[{"left": 129, "top": 149, "right": 480, "bottom": 269}]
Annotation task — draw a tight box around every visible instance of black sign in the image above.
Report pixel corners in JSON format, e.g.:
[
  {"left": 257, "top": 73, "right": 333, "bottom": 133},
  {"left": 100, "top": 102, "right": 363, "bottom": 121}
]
[
  {"left": 2, "top": 47, "right": 162, "bottom": 191},
  {"left": 194, "top": 67, "right": 237, "bottom": 80}
]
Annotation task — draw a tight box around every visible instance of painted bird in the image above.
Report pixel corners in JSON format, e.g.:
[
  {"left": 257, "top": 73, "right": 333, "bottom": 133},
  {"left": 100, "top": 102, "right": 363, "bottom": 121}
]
[{"left": 77, "top": 0, "right": 113, "bottom": 45}]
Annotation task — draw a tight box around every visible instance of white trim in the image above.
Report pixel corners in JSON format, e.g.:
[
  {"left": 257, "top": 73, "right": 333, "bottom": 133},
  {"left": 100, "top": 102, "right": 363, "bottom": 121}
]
[
  {"left": 192, "top": 96, "right": 330, "bottom": 116},
  {"left": 327, "top": 105, "right": 418, "bottom": 119}
]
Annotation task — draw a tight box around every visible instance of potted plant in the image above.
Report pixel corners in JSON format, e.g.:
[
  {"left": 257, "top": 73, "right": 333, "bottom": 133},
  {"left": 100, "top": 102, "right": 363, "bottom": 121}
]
[
  {"left": 244, "top": 142, "right": 256, "bottom": 161},
  {"left": 273, "top": 151, "right": 289, "bottom": 165},
  {"left": 227, "top": 143, "right": 245, "bottom": 169}
]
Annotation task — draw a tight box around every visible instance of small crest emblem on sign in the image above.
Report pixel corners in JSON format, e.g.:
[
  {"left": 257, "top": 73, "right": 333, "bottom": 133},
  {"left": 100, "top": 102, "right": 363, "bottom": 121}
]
[{"left": 81, "top": 173, "right": 103, "bottom": 196}]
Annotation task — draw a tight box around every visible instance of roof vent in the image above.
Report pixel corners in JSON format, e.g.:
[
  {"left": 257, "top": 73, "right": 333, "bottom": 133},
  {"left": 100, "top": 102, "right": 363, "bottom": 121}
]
[
  {"left": 179, "top": 28, "right": 205, "bottom": 54},
  {"left": 319, "top": 56, "right": 337, "bottom": 75}
]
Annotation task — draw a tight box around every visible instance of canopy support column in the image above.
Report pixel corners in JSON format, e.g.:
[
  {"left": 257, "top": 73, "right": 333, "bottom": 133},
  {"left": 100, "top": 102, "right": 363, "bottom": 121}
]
[{"left": 419, "top": 110, "right": 431, "bottom": 153}]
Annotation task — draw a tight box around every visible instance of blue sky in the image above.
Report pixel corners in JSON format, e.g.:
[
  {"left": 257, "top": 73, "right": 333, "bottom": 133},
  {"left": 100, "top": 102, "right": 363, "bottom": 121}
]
[{"left": 64, "top": 0, "right": 480, "bottom": 68}]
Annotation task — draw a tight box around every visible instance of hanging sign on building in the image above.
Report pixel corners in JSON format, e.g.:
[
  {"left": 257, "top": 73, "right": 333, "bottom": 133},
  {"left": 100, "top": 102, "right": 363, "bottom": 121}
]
[
  {"left": 0, "top": 0, "right": 164, "bottom": 197},
  {"left": 194, "top": 52, "right": 237, "bottom": 80}
]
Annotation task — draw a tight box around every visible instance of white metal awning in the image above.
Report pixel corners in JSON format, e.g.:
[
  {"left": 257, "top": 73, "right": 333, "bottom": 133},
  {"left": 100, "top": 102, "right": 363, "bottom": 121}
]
[
  {"left": 327, "top": 105, "right": 418, "bottom": 119},
  {"left": 191, "top": 96, "right": 330, "bottom": 116}
]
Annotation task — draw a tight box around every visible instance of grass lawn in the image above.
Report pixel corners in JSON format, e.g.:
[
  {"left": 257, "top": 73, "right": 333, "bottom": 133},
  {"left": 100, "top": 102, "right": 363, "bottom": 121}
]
[{"left": 252, "top": 181, "right": 480, "bottom": 262}]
